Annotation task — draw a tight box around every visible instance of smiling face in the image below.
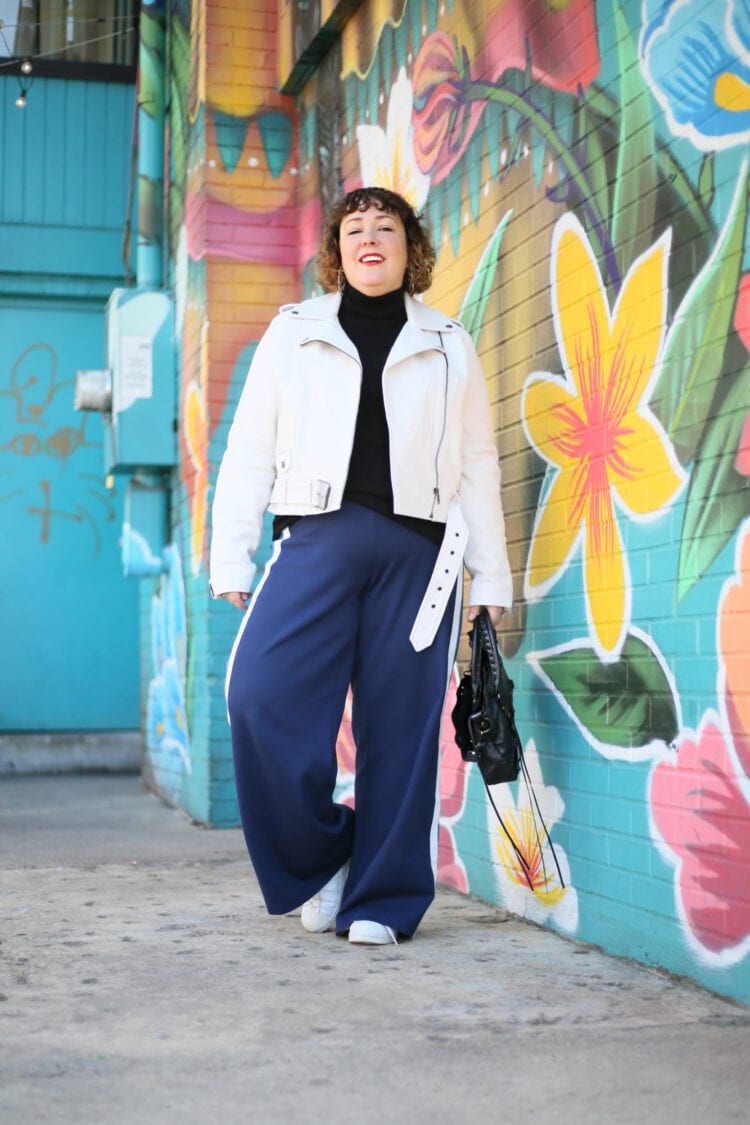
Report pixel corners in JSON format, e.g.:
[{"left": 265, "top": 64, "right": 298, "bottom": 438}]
[{"left": 338, "top": 205, "right": 409, "bottom": 297}]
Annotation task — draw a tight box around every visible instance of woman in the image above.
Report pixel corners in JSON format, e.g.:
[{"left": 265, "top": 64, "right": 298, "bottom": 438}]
[{"left": 210, "top": 187, "right": 512, "bottom": 946}]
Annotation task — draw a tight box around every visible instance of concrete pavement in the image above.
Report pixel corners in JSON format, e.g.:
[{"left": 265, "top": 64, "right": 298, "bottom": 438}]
[{"left": 1, "top": 773, "right": 748, "bottom": 1124}]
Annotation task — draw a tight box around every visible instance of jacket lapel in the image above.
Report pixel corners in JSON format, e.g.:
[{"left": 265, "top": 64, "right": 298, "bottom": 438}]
[
  {"left": 290, "top": 290, "right": 458, "bottom": 371},
  {"left": 385, "top": 295, "right": 457, "bottom": 372}
]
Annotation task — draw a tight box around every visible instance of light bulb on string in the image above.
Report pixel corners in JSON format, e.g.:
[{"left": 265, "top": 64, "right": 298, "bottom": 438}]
[{"left": 14, "top": 59, "right": 34, "bottom": 109}]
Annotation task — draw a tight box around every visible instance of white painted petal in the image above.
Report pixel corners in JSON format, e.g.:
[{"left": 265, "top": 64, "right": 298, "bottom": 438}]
[{"left": 356, "top": 124, "right": 389, "bottom": 187}]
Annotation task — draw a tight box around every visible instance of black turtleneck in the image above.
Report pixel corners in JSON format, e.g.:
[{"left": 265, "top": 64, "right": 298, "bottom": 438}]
[
  {"left": 339, "top": 283, "right": 406, "bottom": 515},
  {"left": 273, "top": 284, "right": 445, "bottom": 545}
]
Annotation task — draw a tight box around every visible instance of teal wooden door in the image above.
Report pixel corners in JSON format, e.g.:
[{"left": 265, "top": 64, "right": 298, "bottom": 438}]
[{"left": 0, "top": 305, "right": 140, "bottom": 730}]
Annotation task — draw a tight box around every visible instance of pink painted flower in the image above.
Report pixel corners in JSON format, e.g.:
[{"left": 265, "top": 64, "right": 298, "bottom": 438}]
[
  {"left": 437, "top": 670, "right": 471, "bottom": 893},
  {"left": 734, "top": 277, "right": 750, "bottom": 475},
  {"left": 718, "top": 520, "right": 750, "bottom": 776},
  {"left": 736, "top": 414, "right": 750, "bottom": 476},
  {"left": 736, "top": 274, "right": 750, "bottom": 352},
  {"left": 650, "top": 719, "right": 750, "bottom": 958}
]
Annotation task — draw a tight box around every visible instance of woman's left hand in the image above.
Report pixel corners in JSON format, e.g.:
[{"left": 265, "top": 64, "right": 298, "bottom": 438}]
[{"left": 468, "top": 605, "right": 507, "bottom": 628}]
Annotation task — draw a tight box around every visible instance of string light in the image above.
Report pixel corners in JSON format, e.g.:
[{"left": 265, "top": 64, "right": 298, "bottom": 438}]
[{"left": 0, "top": 15, "right": 137, "bottom": 108}]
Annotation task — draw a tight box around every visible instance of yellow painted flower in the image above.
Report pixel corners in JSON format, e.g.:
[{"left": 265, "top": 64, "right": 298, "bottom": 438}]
[
  {"left": 523, "top": 214, "right": 685, "bottom": 659},
  {"left": 487, "top": 740, "right": 578, "bottom": 932}
]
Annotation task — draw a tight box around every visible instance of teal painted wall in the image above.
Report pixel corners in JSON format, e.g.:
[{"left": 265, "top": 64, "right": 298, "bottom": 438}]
[{"left": 0, "top": 75, "right": 140, "bottom": 731}]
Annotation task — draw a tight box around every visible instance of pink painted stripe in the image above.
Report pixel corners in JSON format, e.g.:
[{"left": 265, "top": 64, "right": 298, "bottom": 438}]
[{"left": 186, "top": 191, "right": 298, "bottom": 267}]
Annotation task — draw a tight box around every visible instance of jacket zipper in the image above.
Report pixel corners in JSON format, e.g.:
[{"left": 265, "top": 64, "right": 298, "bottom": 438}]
[{"left": 430, "top": 334, "right": 449, "bottom": 518}]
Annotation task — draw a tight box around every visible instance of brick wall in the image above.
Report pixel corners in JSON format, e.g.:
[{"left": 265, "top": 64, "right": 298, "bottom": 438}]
[{"left": 147, "top": 0, "right": 750, "bottom": 1004}]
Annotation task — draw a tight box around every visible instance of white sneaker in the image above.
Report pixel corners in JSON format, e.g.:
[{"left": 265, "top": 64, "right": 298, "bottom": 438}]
[
  {"left": 348, "top": 920, "right": 398, "bottom": 945},
  {"left": 300, "top": 865, "right": 348, "bottom": 933}
]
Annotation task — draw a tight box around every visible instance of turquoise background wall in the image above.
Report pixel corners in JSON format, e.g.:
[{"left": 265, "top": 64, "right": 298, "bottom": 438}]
[{"left": 0, "top": 75, "right": 140, "bottom": 731}]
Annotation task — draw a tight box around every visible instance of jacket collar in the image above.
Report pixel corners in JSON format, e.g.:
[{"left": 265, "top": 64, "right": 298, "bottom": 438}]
[{"left": 281, "top": 291, "right": 459, "bottom": 367}]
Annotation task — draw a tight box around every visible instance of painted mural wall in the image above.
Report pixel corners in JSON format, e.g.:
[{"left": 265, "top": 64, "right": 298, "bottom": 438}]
[
  {"left": 141, "top": 0, "right": 299, "bottom": 822},
  {"left": 147, "top": 0, "right": 750, "bottom": 1003}
]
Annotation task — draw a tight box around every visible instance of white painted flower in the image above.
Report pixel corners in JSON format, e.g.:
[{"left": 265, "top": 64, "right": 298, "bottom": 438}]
[
  {"left": 486, "top": 739, "right": 578, "bottom": 932},
  {"left": 356, "top": 68, "right": 431, "bottom": 209}
]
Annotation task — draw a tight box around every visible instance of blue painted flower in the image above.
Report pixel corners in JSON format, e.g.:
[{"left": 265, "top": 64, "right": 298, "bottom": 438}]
[{"left": 641, "top": 0, "right": 750, "bottom": 150}]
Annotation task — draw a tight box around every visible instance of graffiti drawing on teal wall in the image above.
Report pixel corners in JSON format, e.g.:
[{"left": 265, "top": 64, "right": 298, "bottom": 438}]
[{"left": 0, "top": 342, "right": 114, "bottom": 552}]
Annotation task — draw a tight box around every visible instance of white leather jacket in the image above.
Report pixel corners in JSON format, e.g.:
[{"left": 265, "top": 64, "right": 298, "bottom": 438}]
[{"left": 210, "top": 291, "right": 513, "bottom": 650}]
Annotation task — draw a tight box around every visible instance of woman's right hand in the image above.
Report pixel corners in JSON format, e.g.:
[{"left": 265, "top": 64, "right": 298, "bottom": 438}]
[{"left": 223, "top": 592, "right": 250, "bottom": 610}]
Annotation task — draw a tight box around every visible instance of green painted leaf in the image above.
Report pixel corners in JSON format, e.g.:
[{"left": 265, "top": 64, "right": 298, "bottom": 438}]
[
  {"left": 213, "top": 109, "right": 252, "bottom": 175},
  {"left": 138, "top": 44, "right": 165, "bottom": 120},
  {"left": 465, "top": 130, "right": 483, "bottom": 225},
  {"left": 577, "top": 97, "right": 610, "bottom": 229},
  {"left": 458, "top": 209, "right": 513, "bottom": 345},
  {"left": 677, "top": 364, "right": 750, "bottom": 600},
  {"left": 257, "top": 111, "right": 294, "bottom": 179},
  {"left": 140, "top": 10, "right": 165, "bottom": 52},
  {"left": 698, "top": 153, "right": 715, "bottom": 210},
  {"left": 552, "top": 90, "right": 575, "bottom": 151},
  {"left": 532, "top": 632, "right": 679, "bottom": 756},
  {"left": 611, "top": 2, "right": 657, "bottom": 280},
  {"left": 137, "top": 175, "right": 161, "bottom": 244},
  {"left": 446, "top": 172, "right": 463, "bottom": 256},
  {"left": 651, "top": 161, "right": 748, "bottom": 465},
  {"left": 427, "top": 186, "right": 445, "bottom": 252},
  {"left": 484, "top": 100, "right": 503, "bottom": 181}
]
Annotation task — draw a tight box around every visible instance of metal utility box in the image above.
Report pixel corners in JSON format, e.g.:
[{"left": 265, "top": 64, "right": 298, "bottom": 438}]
[{"left": 104, "top": 288, "right": 176, "bottom": 474}]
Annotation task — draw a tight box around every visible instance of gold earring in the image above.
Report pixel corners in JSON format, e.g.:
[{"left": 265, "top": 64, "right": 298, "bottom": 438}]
[{"left": 337, "top": 269, "right": 344, "bottom": 294}]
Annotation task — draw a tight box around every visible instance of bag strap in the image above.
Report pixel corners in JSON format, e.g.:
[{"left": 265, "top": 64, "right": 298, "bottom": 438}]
[
  {"left": 472, "top": 609, "right": 566, "bottom": 894},
  {"left": 483, "top": 766, "right": 566, "bottom": 893},
  {"left": 475, "top": 608, "right": 502, "bottom": 692}
]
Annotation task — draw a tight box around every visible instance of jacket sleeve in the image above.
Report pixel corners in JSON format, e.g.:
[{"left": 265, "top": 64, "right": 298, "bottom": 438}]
[
  {"left": 457, "top": 328, "right": 514, "bottom": 609},
  {"left": 209, "top": 315, "right": 284, "bottom": 596}
]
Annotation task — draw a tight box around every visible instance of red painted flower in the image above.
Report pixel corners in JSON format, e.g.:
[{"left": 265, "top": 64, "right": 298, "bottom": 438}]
[
  {"left": 650, "top": 720, "right": 750, "bottom": 957},
  {"left": 477, "top": 0, "right": 599, "bottom": 94},
  {"left": 412, "top": 2, "right": 599, "bottom": 186}
]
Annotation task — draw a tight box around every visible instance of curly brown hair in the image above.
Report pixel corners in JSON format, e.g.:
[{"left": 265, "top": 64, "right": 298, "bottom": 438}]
[{"left": 316, "top": 187, "right": 436, "bottom": 295}]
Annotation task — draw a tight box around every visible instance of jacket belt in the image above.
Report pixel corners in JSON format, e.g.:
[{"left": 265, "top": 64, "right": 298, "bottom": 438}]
[{"left": 409, "top": 498, "right": 467, "bottom": 652}]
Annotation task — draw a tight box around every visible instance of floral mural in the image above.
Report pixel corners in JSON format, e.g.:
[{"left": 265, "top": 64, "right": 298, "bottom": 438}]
[
  {"left": 147, "top": 0, "right": 750, "bottom": 1002},
  {"left": 321, "top": 0, "right": 750, "bottom": 1000},
  {"left": 650, "top": 520, "right": 750, "bottom": 965}
]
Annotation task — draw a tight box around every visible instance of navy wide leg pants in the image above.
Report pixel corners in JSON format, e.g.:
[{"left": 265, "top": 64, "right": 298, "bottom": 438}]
[{"left": 225, "top": 502, "right": 459, "bottom": 938}]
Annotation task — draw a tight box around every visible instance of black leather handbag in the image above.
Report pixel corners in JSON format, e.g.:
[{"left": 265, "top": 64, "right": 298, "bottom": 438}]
[{"left": 451, "top": 607, "right": 522, "bottom": 786}]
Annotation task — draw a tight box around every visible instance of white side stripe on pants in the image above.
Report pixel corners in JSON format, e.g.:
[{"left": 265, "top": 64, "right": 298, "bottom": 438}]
[{"left": 223, "top": 528, "right": 291, "bottom": 725}]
